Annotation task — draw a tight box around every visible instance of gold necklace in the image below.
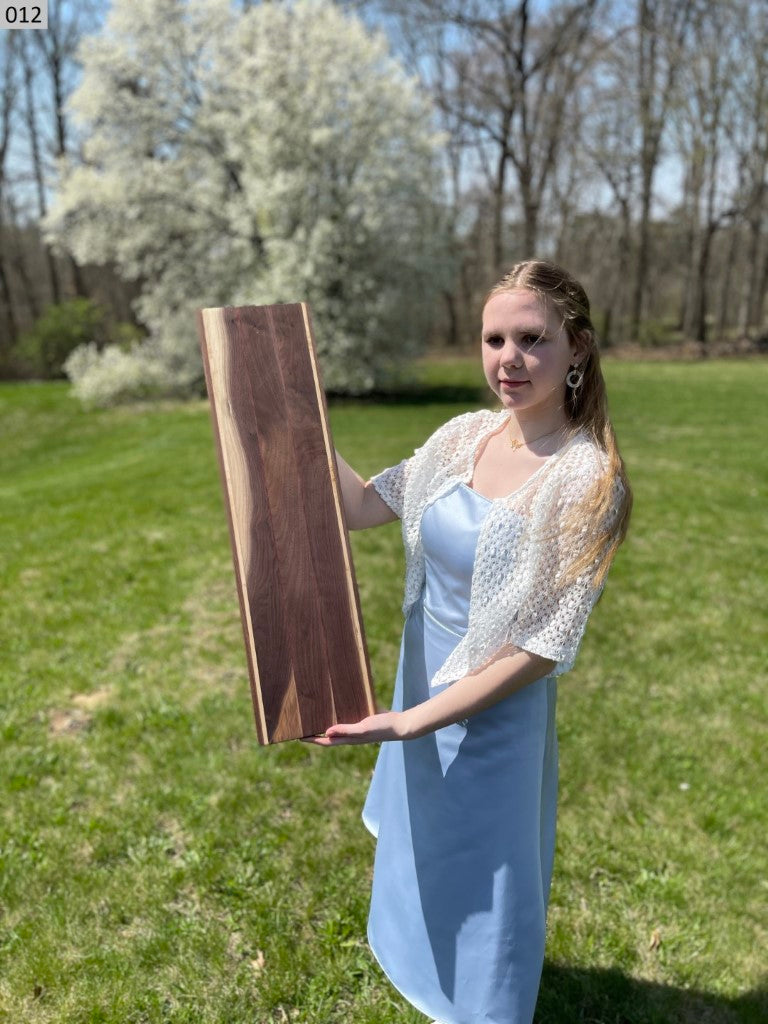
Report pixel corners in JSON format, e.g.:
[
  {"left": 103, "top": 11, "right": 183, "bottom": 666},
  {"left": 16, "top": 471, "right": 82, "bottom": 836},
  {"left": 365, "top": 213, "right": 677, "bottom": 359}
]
[{"left": 506, "top": 422, "right": 564, "bottom": 452}]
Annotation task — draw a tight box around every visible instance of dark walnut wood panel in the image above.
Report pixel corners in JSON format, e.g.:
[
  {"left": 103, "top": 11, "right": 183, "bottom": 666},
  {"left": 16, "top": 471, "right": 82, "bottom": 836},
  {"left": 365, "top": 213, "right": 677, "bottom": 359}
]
[{"left": 197, "top": 303, "right": 376, "bottom": 744}]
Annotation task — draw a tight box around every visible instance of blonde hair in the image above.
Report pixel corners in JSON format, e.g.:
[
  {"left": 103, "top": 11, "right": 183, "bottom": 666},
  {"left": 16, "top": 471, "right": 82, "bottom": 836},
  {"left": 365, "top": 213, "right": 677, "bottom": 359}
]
[{"left": 485, "top": 259, "right": 632, "bottom": 587}]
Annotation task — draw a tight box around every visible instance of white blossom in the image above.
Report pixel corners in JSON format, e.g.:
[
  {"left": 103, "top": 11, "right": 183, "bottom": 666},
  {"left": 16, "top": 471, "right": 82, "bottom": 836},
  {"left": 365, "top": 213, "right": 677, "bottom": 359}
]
[{"left": 46, "top": 0, "right": 448, "bottom": 404}]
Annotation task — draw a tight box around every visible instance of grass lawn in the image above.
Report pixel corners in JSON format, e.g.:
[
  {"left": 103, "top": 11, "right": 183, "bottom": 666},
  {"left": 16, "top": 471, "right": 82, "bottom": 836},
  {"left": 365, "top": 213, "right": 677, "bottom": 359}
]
[{"left": 0, "top": 357, "right": 766, "bottom": 1023}]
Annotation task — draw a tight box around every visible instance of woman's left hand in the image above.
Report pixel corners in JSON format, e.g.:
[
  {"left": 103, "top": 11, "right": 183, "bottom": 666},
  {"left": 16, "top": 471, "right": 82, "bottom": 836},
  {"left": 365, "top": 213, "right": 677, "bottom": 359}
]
[{"left": 301, "top": 711, "right": 408, "bottom": 746}]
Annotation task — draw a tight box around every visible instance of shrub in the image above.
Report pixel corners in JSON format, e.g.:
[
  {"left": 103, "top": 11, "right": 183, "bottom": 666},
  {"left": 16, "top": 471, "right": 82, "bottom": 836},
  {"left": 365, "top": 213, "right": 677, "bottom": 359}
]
[
  {"left": 16, "top": 299, "right": 101, "bottom": 378},
  {"left": 15, "top": 298, "right": 143, "bottom": 379},
  {"left": 637, "top": 316, "right": 682, "bottom": 348}
]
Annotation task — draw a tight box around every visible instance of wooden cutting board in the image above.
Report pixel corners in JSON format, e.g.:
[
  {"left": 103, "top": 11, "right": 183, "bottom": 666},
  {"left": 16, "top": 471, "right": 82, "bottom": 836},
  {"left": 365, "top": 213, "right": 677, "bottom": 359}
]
[{"left": 196, "top": 303, "right": 376, "bottom": 743}]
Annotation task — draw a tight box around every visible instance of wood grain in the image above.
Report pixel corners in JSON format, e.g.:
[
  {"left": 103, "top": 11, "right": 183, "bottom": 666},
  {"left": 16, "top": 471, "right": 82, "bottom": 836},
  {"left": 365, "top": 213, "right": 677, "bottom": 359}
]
[{"left": 197, "top": 303, "right": 376, "bottom": 743}]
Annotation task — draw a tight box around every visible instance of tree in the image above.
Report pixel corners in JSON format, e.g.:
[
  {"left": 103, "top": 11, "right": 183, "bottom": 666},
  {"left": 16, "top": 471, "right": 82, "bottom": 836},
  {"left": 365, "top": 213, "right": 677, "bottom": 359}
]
[
  {"left": 674, "top": 1, "right": 738, "bottom": 344},
  {"left": 0, "top": 35, "right": 21, "bottom": 357},
  {"left": 379, "top": 0, "right": 600, "bottom": 264},
  {"left": 577, "top": 28, "right": 639, "bottom": 344},
  {"left": 729, "top": 0, "right": 768, "bottom": 335},
  {"left": 44, "top": 0, "right": 448, "bottom": 404},
  {"left": 343, "top": 0, "right": 605, "bottom": 350},
  {"left": 20, "top": 35, "right": 62, "bottom": 306},
  {"left": 0, "top": 0, "right": 104, "bottom": 372},
  {"left": 630, "top": 0, "right": 694, "bottom": 336},
  {"left": 28, "top": 0, "right": 102, "bottom": 298}
]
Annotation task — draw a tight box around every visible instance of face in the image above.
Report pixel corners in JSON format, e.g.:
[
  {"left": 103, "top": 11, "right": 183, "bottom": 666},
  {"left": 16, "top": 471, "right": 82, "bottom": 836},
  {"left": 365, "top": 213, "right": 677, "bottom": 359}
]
[{"left": 481, "top": 289, "right": 579, "bottom": 420}]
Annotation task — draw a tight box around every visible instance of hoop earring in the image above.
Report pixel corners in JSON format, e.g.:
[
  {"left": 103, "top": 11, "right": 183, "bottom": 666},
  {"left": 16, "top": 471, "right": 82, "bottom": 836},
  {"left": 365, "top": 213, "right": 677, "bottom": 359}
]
[{"left": 565, "top": 364, "right": 584, "bottom": 390}]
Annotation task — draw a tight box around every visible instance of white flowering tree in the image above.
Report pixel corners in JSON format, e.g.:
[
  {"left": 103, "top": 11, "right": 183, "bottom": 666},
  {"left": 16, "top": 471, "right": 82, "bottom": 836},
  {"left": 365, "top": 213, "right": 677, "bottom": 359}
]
[{"left": 45, "top": 0, "right": 447, "bottom": 404}]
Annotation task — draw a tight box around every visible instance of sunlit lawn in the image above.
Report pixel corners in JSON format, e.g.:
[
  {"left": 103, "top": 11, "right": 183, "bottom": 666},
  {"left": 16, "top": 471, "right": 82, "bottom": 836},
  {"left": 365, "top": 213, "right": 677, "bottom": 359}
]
[{"left": 0, "top": 356, "right": 765, "bottom": 1023}]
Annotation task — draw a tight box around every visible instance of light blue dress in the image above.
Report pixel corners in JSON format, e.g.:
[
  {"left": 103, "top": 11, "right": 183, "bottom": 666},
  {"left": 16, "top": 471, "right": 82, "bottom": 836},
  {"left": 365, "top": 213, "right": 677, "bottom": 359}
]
[{"left": 362, "top": 481, "right": 558, "bottom": 1024}]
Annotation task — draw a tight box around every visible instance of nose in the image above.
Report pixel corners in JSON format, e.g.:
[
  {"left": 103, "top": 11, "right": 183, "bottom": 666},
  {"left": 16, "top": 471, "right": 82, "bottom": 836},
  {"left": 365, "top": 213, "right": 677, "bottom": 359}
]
[{"left": 500, "top": 338, "right": 524, "bottom": 368}]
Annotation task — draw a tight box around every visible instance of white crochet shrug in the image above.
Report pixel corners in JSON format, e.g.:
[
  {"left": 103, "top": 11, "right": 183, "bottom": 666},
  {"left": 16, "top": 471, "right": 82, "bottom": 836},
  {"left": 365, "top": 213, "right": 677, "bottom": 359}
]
[{"left": 370, "top": 408, "right": 621, "bottom": 687}]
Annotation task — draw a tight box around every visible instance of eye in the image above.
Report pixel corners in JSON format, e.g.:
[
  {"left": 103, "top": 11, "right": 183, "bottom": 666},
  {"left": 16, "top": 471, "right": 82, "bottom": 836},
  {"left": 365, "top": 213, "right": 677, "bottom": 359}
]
[
  {"left": 520, "top": 333, "right": 544, "bottom": 346},
  {"left": 484, "top": 334, "right": 504, "bottom": 346}
]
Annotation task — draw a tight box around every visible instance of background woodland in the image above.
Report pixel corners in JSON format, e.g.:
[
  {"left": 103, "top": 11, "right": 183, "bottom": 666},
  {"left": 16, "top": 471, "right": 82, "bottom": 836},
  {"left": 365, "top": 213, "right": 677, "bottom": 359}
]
[{"left": 1, "top": 0, "right": 767, "bottom": 401}]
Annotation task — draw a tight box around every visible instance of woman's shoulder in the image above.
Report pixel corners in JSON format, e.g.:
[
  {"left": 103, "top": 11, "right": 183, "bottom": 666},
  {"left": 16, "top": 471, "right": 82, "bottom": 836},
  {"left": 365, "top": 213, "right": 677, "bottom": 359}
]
[
  {"left": 550, "top": 431, "right": 614, "bottom": 499},
  {"left": 418, "top": 407, "right": 503, "bottom": 452},
  {"left": 392, "top": 409, "right": 499, "bottom": 474},
  {"left": 562, "top": 430, "right": 610, "bottom": 472},
  {"left": 439, "top": 407, "right": 503, "bottom": 433},
  {"left": 550, "top": 431, "right": 627, "bottom": 530}
]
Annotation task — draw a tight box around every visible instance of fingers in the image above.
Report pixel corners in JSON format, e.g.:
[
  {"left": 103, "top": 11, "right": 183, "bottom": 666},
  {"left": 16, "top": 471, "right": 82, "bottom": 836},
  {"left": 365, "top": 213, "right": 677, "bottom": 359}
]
[
  {"left": 299, "top": 712, "right": 400, "bottom": 746},
  {"left": 299, "top": 724, "right": 371, "bottom": 746},
  {"left": 299, "top": 727, "right": 359, "bottom": 746},
  {"left": 325, "top": 723, "right": 359, "bottom": 737},
  {"left": 299, "top": 735, "right": 357, "bottom": 746}
]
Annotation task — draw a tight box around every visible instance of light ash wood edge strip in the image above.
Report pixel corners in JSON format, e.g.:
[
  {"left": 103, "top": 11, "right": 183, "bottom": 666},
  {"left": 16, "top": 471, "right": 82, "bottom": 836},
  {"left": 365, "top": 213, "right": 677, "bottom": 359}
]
[
  {"left": 300, "top": 303, "right": 376, "bottom": 717},
  {"left": 199, "top": 307, "right": 269, "bottom": 743}
]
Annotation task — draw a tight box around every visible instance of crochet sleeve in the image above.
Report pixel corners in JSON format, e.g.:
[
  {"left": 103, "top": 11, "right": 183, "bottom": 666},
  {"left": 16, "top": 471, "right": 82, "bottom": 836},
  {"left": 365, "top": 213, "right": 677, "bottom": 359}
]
[
  {"left": 369, "top": 457, "right": 411, "bottom": 519},
  {"left": 504, "top": 558, "right": 602, "bottom": 672},
  {"left": 505, "top": 469, "right": 623, "bottom": 672},
  {"left": 367, "top": 411, "right": 482, "bottom": 521}
]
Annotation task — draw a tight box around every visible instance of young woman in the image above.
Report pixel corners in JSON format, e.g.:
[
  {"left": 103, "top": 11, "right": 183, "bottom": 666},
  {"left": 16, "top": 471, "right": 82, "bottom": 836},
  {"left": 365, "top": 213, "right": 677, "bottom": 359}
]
[{"left": 307, "top": 260, "right": 632, "bottom": 1024}]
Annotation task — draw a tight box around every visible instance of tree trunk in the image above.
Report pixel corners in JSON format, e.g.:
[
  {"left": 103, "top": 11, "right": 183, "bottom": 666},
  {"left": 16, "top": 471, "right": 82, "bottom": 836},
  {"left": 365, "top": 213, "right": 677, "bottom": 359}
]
[
  {"left": 6, "top": 195, "right": 40, "bottom": 320},
  {"left": 32, "top": 3, "right": 88, "bottom": 299},
  {"left": 691, "top": 224, "right": 716, "bottom": 344},
  {"left": 755, "top": 245, "right": 768, "bottom": 331},
  {"left": 743, "top": 202, "right": 765, "bottom": 331},
  {"left": 678, "top": 157, "right": 701, "bottom": 335},
  {"left": 21, "top": 37, "right": 61, "bottom": 304},
  {"left": 631, "top": 0, "right": 694, "bottom": 338},
  {"left": 492, "top": 143, "right": 509, "bottom": 273},
  {"left": 716, "top": 225, "right": 738, "bottom": 337},
  {"left": 0, "top": 241, "right": 19, "bottom": 352},
  {"left": 631, "top": 188, "right": 652, "bottom": 337},
  {"left": 521, "top": 187, "right": 538, "bottom": 256},
  {"left": 442, "top": 288, "right": 458, "bottom": 348}
]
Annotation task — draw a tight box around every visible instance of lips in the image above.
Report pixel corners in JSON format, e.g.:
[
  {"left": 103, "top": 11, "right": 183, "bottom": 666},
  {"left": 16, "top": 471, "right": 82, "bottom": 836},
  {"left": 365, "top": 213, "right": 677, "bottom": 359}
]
[{"left": 500, "top": 379, "right": 528, "bottom": 386}]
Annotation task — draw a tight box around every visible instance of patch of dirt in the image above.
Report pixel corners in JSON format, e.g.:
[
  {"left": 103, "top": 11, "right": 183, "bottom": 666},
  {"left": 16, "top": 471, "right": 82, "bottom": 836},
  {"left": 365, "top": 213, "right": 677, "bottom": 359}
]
[
  {"left": 49, "top": 687, "right": 114, "bottom": 736},
  {"left": 156, "top": 814, "right": 192, "bottom": 862},
  {"left": 72, "top": 686, "right": 113, "bottom": 711},
  {"left": 18, "top": 567, "right": 43, "bottom": 582},
  {"left": 49, "top": 707, "right": 92, "bottom": 736}
]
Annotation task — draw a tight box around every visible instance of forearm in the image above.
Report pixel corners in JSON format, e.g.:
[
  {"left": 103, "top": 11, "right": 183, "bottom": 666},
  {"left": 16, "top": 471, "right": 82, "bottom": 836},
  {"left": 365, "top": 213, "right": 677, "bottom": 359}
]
[
  {"left": 334, "top": 449, "right": 364, "bottom": 521},
  {"left": 304, "top": 648, "right": 557, "bottom": 747},
  {"left": 401, "top": 649, "right": 557, "bottom": 739},
  {"left": 334, "top": 449, "right": 397, "bottom": 529}
]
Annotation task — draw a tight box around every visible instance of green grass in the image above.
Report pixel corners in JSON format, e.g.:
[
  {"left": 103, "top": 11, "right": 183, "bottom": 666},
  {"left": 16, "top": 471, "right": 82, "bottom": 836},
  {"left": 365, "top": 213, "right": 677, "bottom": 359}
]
[{"left": 1, "top": 358, "right": 766, "bottom": 1023}]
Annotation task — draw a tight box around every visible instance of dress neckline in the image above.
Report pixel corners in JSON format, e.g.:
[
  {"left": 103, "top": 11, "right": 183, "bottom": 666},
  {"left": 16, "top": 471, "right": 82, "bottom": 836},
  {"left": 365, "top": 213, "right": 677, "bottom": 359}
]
[
  {"left": 463, "top": 412, "right": 581, "bottom": 503},
  {"left": 459, "top": 481, "right": 492, "bottom": 503}
]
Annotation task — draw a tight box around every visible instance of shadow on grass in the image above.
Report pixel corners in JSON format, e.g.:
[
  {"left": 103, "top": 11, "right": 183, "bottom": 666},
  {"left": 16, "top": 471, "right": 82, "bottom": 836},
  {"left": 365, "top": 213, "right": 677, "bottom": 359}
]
[{"left": 536, "top": 962, "right": 767, "bottom": 1024}]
